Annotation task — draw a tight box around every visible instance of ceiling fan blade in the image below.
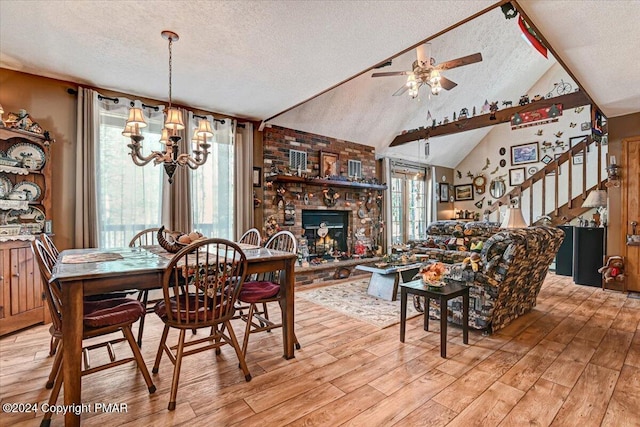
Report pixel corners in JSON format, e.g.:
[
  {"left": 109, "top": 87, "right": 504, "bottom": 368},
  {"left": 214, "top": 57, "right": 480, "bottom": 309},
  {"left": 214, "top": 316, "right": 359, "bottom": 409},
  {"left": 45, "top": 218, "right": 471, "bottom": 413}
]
[
  {"left": 439, "top": 76, "right": 458, "bottom": 90},
  {"left": 371, "top": 71, "right": 412, "bottom": 78},
  {"left": 435, "top": 52, "right": 483, "bottom": 71},
  {"left": 374, "top": 60, "right": 393, "bottom": 69},
  {"left": 392, "top": 85, "right": 410, "bottom": 96}
]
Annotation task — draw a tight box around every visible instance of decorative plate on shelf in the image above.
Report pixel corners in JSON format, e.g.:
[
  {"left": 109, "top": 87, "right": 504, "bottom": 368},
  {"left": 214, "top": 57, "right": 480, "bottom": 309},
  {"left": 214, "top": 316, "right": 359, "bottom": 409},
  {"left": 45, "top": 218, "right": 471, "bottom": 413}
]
[
  {"left": 7, "top": 143, "right": 46, "bottom": 170},
  {"left": 0, "top": 150, "right": 20, "bottom": 167},
  {"left": 13, "top": 181, "right": 41, "bottom": 201},
  {"left": 0, "top": 175, "right": 12, "bottom": 198},
  {"left": 0, "top": 206, "right": 46, "bottom": 231}
]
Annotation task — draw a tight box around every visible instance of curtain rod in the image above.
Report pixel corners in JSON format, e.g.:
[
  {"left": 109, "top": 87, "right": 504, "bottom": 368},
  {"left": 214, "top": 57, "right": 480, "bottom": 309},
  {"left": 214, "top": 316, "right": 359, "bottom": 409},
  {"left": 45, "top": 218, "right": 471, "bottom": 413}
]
[
  {"left": 192, "top": 113, "right": 225, "bottom": 124},
  {"left": 93, "top": 92, "right": 246, "bottom": 128},
  {"left": 97, "top": 94, "right": 119, "bottom": 103}
]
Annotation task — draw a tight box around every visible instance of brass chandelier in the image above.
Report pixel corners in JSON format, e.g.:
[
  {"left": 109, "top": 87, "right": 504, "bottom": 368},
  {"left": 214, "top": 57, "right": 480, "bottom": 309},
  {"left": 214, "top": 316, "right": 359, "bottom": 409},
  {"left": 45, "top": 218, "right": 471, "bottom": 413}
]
[{"left": 122, "top": 31, "right": 211, "bottom": 184}]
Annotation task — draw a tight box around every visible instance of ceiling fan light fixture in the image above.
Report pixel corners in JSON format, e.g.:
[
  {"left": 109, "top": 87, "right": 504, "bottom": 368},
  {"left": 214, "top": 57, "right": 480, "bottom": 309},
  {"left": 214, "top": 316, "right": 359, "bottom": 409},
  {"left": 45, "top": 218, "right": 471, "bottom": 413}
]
[
  {"left": 429, "top": 70, "right": 441, "bottom": 85},
  {"left": 406, "top": 74, "right": 416, "bottom": 87},
  {"left": 431, "top": 82, "right": 442, "bottom": 95}
]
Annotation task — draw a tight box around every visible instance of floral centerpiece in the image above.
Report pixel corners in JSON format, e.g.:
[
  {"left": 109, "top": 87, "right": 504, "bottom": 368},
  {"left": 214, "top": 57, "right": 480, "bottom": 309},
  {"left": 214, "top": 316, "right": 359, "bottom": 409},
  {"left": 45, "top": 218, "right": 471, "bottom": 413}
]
[{"left": 417, "top": 262, "right": 448, "bottom": 287}]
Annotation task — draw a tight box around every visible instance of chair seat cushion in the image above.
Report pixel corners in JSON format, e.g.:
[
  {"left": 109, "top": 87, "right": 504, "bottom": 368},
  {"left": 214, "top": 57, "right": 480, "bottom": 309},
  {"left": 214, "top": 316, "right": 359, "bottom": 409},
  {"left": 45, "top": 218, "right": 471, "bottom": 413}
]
[
  {"left": 239, "top": 281, "right": 280, "bottom": 303},
  {"left": 83, "top": 298, "right": 144, "bottom": 328},
  {"left": 154, "top": 294, "right": 227, "bottom": 322}
]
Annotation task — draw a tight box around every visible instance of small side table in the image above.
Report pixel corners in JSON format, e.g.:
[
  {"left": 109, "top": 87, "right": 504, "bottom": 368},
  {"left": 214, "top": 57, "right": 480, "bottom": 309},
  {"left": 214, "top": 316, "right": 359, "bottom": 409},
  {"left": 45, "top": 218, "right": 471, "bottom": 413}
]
[{"left": 400, "top": 280, "right": 469, "bottom": 358}]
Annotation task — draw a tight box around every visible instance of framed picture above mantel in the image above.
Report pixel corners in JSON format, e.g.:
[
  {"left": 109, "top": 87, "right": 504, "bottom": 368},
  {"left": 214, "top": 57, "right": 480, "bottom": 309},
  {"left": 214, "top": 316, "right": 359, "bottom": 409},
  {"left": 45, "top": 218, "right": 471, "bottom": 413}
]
[{"left": 320, "top": 151, "right": 339, "bottom": 177}]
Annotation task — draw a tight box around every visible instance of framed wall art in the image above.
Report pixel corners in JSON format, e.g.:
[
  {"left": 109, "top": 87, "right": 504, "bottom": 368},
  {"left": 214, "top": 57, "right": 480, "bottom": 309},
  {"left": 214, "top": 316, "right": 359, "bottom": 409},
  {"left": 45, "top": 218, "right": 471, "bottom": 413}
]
[
  {"left": 570, "top": 135, "right": 589, "bottom": 151},
  {"left": 320, "top": 151, "right": 339, "bottom": 177},
  {"left": 511, "top": 142, "right": 539, "bottom": 165},
  {"left": 573, "top": 153, "right": 584, "bottom": 165},
  {"left": 509, "top": 167, "right": 526, "bottom": 186},
  {"left": 439, "top": 183, "right": 450, "bottom": 203},
  {"left": 454, "top": 184, "right": 474, "bottom": 201}
]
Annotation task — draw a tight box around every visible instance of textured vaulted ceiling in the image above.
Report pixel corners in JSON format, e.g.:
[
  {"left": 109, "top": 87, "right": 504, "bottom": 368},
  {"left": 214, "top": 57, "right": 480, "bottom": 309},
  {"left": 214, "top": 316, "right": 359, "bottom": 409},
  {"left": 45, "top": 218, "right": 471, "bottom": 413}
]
[{"left": 1, "top": 1, "right": 638, "bottom": 168}]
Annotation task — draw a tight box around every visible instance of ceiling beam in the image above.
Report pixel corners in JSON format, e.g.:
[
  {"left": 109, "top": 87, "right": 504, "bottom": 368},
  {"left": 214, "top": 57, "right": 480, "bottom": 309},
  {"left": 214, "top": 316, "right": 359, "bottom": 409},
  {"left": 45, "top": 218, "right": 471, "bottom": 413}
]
[
  {"left": 261, "top": 0, "right": 511, "bottom": 125},
  {"left": 389, "top": 89, "right": 591, "bottom": 147}
]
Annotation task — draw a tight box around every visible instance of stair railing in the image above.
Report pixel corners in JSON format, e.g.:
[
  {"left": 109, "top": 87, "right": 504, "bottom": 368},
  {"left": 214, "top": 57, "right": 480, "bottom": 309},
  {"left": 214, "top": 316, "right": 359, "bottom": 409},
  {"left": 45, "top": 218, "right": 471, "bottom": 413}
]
[{"left": 487, "top": 135, "right": 606, "bottom": 225}]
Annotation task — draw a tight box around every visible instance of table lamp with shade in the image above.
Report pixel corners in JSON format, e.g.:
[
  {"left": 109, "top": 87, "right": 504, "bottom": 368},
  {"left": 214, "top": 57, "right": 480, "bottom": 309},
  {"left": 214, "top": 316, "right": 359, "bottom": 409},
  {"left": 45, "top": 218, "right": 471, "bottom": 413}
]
[
  {"left": 582, "top": 189, "right": 607, "bottom": 227},
  {"left": 501, "top": 206, "right": 528, "bottom": 228}
]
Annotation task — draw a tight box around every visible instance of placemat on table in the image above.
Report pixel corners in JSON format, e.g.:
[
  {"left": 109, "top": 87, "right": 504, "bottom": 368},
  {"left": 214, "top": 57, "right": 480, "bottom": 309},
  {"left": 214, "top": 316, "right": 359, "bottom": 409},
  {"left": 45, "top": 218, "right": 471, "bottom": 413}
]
[{"left": 61, "top": 252, "right": 124, "bottom": 264}]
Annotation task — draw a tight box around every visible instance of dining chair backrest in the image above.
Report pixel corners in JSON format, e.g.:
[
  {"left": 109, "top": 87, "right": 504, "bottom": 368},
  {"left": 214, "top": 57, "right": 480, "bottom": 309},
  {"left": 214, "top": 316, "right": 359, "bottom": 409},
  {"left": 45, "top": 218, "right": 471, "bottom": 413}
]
[
  {"left": 31, "top": 239, "right": 63, "bottom": 334},
  {"left": 40, "top": 233, "right": 60, "bottom": 260},
  {"left": 129, "top": 227, "right": 161, "bottom": 247},
  {"left": 161, "top": 238, "right": 248, "bottom": 328},
  {"left": 238, "top": 228, "right": 261, "bottom": 246},
  {"left": 258, "top": 231, "right": 297, "bottom": 283},
  {"left": 266, "top": 230, "right": 297, "bottom": 253}
]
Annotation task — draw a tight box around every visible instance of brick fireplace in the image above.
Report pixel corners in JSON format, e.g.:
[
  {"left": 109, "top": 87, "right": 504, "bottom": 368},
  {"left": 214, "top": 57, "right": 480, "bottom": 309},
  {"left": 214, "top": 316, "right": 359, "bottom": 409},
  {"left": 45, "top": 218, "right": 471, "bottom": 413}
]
[{"left": 258, "top": 125, "right": 385, "bottom": 283}]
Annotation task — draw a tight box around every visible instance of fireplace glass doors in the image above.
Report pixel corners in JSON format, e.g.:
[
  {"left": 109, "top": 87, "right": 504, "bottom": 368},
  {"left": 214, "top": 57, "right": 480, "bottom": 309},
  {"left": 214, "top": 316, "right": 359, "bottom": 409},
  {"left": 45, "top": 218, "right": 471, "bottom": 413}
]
[{"left": 302, "top": 210, "right": 349, "bottom": 258}]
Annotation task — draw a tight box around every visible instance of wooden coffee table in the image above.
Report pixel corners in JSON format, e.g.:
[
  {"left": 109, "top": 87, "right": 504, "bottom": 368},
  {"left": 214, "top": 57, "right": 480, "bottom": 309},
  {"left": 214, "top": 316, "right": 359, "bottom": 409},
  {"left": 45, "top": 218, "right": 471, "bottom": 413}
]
[
  {"left": 399, "top": 279, "right": 469, "bottom": 358},
  {"left": 356, "top": 263, "right": 422, "bottom": 301}
]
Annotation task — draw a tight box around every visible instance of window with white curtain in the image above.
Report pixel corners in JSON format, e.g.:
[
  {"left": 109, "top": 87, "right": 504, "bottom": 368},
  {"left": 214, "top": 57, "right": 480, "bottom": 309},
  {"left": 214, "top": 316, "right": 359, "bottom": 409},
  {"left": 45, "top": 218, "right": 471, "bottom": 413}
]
[
  {"left": 95, "top": 98, "right": 164, "bottom": 247},
  {"left": 190, "top": 117, "right": 235, "bottom": 239}
]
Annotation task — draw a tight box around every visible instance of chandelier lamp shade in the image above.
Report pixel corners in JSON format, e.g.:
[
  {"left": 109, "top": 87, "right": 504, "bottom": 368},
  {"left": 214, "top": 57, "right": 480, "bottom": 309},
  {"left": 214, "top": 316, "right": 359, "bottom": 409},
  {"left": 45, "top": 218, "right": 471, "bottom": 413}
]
[{"left": 123, "top": 31, "right": 211, "bottom": 184}]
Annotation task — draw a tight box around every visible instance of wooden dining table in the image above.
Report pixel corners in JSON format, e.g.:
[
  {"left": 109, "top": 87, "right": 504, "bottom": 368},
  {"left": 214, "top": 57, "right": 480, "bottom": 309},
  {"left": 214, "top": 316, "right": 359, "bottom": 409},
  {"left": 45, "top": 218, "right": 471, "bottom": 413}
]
[{"left": 51, "top": 244, "right": 297, "bottom": 427}]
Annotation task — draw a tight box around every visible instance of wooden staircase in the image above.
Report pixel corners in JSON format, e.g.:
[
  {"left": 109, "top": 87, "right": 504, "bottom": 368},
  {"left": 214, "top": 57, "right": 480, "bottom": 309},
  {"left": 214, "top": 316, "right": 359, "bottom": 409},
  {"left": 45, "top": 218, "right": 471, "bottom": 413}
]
[{"left": 487, "top": 135, "right": 607, "bottom": 225}]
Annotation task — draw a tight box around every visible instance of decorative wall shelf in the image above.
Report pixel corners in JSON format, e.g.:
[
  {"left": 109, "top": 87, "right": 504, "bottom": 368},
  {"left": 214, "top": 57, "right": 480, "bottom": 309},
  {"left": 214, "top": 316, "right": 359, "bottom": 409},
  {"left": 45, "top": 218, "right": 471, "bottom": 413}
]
[
  {"left": 265, "top": 174, "right": 387, "bottom": 191},
  {"left": 0, "top": 126, "right": 51, "bottom": 144},
  {"left": 390, "top": 90, "right": 591, "bottom": 147}
]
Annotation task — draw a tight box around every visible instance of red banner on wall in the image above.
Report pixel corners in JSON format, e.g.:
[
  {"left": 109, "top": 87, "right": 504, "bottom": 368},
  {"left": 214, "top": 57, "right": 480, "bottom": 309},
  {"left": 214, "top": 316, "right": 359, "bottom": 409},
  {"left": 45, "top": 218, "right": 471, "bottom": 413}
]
[{"left": 511, "top": 104, "right": 562, "bottom": 129}]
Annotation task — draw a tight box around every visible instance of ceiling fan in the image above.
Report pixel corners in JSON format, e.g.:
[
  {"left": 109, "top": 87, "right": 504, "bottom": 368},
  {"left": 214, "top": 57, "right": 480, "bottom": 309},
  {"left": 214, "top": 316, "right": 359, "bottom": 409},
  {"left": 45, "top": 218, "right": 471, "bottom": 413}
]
[{"left": 372, "top": 43, "right": 482, "bottom": 98}]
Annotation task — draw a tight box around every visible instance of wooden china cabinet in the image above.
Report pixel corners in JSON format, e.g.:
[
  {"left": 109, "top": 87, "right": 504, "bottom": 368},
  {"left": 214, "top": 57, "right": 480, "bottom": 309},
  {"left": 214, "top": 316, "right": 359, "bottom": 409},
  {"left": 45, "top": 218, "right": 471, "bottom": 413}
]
[{"left": 0, "top": 126, "right": 52, "bottom": 335}]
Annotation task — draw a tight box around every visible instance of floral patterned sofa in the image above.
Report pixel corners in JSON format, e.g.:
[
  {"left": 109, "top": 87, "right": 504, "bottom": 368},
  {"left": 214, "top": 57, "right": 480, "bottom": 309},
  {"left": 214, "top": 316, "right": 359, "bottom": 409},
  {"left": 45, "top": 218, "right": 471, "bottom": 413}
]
[
  {"left": 416, "top": 226, "right": 565, "bottom": 334},
  {"left": 410, "top": 220, "right": 501, "bottom": 264}
]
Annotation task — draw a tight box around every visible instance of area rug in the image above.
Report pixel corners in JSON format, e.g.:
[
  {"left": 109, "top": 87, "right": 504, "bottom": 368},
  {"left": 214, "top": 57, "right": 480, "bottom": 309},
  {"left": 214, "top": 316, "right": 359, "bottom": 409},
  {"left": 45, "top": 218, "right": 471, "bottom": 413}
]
[{"left": 297, "top": 278, "right": 422, "bottom": 329}]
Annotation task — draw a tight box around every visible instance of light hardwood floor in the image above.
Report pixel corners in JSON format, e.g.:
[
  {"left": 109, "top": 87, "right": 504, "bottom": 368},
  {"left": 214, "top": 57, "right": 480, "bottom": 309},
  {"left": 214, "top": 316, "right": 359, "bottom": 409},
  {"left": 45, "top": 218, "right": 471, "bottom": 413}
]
[{"left": 1, "top": 273, "right": 639, "bottom": 426}]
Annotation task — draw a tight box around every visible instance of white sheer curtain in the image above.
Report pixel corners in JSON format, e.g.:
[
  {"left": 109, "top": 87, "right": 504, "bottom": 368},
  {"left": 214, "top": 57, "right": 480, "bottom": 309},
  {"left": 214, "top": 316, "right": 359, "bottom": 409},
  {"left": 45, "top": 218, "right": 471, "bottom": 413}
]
[
  {"left": 191, "top": 117, "right": 236, "bottom": 239},
  {"left": 235, "top": 123, "right": 253, "bottom": 239},
  {"left": 95, "top": 98, "right": 164, "bottom": 247}
]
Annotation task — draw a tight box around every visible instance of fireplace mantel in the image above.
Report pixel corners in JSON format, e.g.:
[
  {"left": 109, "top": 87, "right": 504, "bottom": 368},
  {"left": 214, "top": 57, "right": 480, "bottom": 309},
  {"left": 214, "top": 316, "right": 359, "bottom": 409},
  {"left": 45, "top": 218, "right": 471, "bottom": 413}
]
[{"left": 266, "top": 174, "right": 387, "bottom": 191}]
